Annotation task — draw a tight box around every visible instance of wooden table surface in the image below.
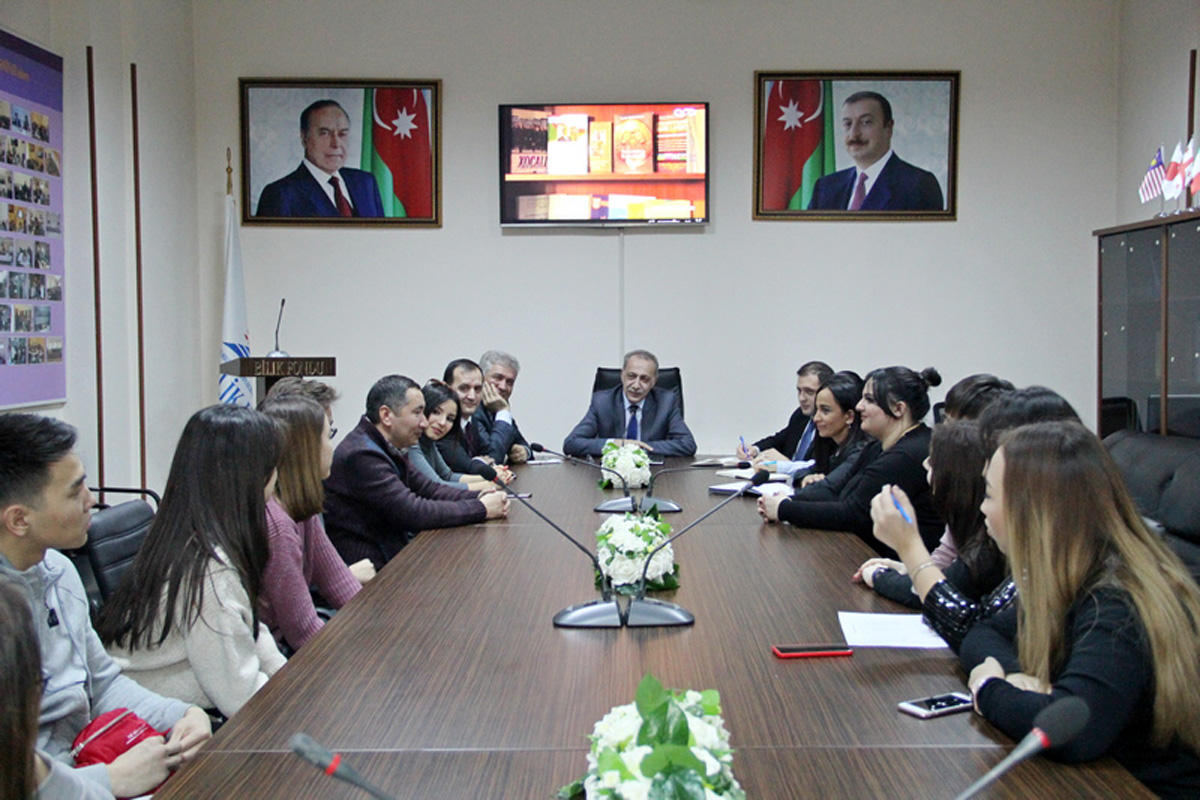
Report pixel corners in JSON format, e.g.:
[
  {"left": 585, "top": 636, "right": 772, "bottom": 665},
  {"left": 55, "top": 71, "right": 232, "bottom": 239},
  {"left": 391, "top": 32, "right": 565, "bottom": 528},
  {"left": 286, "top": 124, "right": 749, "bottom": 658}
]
[{"left": 156, "top": 459, "right": 1151, "bottom": 799}]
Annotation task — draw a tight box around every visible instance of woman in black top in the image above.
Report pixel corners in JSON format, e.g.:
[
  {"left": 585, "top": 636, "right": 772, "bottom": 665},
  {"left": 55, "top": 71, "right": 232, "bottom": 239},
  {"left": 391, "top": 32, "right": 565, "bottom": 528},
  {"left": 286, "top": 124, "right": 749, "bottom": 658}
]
[
  {"left": 955, "top": 422, "right": 1200, "bottom": 798},
  {"left": 758, "top": 365, "right": 943, "bottom": 556},
  {"left": 796, "top": 370, "right": 867, "bottom": 488}
]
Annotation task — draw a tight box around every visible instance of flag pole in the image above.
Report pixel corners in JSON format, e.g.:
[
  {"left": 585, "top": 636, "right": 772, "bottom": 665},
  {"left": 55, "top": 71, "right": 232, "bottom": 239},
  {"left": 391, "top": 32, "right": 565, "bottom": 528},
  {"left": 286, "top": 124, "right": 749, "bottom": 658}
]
[
  {"left": 1159, "top": 143, "right": 1166, "bottom": 217},
  {"left": 86, "top": 46, "right": 106, "bottom": 499},
  {"left": 130, "top": 63, "right": 148, "bottom": 490},
  {"left": 1186, "top": 49, "right": 1196, "bottom": 209}
]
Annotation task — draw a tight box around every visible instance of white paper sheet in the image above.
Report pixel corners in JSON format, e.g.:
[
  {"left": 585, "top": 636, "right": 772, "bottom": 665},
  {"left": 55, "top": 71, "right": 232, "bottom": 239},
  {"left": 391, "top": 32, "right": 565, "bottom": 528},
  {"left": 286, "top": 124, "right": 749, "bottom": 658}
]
[{"left": 837, "top": 611, "right": 950, "bottom": 649}]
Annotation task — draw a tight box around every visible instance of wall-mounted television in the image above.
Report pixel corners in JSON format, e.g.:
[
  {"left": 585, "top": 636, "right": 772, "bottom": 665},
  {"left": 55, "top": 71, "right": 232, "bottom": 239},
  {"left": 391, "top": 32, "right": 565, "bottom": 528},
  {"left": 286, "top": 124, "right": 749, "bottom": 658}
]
[{"left": 498, "top": 102, "right": 709, "bottom": 227}]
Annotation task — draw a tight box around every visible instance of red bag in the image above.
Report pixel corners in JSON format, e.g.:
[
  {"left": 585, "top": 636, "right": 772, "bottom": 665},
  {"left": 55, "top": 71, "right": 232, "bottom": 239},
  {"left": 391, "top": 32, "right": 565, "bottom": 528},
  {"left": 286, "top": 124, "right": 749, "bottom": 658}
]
[{"left": 71, "top": 707, "right": 171, "bottom": 798}]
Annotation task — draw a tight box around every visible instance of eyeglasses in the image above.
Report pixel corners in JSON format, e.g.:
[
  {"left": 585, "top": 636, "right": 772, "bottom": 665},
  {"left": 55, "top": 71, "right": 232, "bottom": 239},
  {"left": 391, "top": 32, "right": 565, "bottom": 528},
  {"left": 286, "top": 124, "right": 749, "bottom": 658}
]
[{"left": 329, "top": 425, "right": 338, "bottom": 439}]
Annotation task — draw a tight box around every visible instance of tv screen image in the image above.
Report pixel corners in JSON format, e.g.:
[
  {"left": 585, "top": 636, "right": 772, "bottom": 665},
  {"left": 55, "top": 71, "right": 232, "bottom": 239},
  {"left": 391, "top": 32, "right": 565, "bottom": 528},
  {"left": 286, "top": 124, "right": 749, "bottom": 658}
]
[{"left": 498, "top": 102, "right": 709, "bottom": 227}]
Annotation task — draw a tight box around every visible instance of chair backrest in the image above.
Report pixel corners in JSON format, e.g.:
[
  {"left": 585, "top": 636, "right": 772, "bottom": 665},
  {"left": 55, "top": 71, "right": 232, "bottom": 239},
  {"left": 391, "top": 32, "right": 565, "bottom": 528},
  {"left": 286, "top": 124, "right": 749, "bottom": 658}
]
[
  {"left": 86, "top": 499, "right": 156, "bottom": 601},
  {"left": 1100, "top": 396, "right": 1141, "bottom": 438},
  {"left": 592, "top": 366, "right": 684, "bottom": 417}
]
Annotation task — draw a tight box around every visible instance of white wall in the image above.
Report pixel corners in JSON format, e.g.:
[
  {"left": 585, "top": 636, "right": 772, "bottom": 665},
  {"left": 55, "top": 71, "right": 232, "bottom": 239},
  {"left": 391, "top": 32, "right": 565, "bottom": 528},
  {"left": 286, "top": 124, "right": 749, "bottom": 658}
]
[
  {"left": 1115, "top": 0, "right": 1200, "bottom": 223},
  {"left": 4, "top": 0, "right": 201, "bottom": 491},
  {"left": 8, "top": 0, "right": 1142, "bottom": 488},
  {"left": 188, "top": 0, "right": 1120, "bottom": 458}
]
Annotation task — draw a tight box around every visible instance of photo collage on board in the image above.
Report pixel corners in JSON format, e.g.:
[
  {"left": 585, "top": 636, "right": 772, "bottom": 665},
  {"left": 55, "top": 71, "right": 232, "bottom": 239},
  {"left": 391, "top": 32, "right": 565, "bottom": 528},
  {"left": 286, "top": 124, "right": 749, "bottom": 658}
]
[{"left": 0, "top": 98, "right": 62, "bottom": 367}]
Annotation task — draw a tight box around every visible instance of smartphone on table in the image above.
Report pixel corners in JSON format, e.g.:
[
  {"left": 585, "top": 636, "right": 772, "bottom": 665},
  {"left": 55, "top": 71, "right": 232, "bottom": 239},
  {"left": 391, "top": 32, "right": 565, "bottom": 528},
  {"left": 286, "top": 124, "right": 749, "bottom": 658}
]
[{"left": 896, "top": 692, "right": 973, "bottom": 719}]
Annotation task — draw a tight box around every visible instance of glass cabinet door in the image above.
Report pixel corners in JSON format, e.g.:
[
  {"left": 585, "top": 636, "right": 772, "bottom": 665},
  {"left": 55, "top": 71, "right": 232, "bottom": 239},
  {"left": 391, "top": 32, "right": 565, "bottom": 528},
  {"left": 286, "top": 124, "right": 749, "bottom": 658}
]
[
  {"left": 1100, "top": 228, "right": 1163, "bottom": 433},
  {"left": 1166, "top": 219, "right": 1200, "bottom": 438}
]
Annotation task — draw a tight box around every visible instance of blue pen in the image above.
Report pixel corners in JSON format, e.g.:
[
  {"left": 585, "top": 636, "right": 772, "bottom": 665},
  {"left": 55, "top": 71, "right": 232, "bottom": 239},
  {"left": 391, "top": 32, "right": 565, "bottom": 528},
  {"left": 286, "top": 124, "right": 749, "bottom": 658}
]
[
  {"left": 739, "top": 435, "right": 747, "bottom": 456},
  {"left": 890, "top": 487, "right": 913, "bottom": 524}
]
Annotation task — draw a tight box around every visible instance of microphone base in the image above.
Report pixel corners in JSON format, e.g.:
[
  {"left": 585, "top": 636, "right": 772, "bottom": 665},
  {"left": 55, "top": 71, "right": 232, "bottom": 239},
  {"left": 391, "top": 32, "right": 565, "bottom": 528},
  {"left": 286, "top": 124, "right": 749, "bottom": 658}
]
[
  {"left": 265, "top": 349, "right": 290, "bottom": 358},
  {"left": 625, "top": 598, "right": 694, "bottom": 627},
  {"left": 553, "top": 599, "right": 624, "bottom": 628},
  {"left": 594, "top": 496, "right": 637, "bottom": 513},
  {"left": 639, "top": 495, "right": 681, "bottom": 513}
]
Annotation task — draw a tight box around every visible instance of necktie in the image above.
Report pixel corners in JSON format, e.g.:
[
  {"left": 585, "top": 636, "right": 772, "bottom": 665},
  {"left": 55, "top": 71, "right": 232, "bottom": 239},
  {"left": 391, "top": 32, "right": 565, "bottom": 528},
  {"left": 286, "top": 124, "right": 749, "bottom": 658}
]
[
  {"left": 794, "top": 420, "right": 816, "bottom": 460},
  {"left": 626, "top": 405, "right": 639, "bottom": 440},
  {"left": 464, "top": 420, "right": 478, "bottom": 453},
  {"left": 330, "top": 176, "right": 353, "bottom": 217},
  {"left": 848, "top": 171, "right": 868, "bottom": 210}
]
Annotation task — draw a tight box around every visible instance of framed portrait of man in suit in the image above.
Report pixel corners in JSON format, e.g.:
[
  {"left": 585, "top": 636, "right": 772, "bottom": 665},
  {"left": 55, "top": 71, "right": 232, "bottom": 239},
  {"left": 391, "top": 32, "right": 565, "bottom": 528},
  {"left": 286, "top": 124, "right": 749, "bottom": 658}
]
[
  {"left": 240, "top": 78, "right": 441, "bottom": 226},
  {"left": 753, "top": 71, "right": 959, "bottom": 221}
]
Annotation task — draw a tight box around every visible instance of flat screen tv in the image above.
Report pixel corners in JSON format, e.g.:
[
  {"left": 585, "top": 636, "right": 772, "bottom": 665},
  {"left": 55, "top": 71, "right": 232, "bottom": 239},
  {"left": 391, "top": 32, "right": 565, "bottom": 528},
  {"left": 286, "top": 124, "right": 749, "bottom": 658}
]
[{"left": 499, "top": 102, "right": 709, "bottom": 227}]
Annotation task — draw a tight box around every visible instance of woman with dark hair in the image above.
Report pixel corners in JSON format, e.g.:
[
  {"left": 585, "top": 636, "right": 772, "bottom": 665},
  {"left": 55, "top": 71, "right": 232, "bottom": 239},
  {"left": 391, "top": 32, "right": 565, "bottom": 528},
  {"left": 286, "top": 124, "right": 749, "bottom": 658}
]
[
  {"left": 977, "top": 385, "right": 1079, "bottom": 453},
  {"left": 759, "top": 366, "right": 944, "bottom": 556},
  {"left": 0, "top": 579, "right": 115, "bottom": 800},
  {"left": 857, "top": 420, "right": 1004, "bottom": 610},
  {"left": 956, "top": 422, "right": 1200, "bottom": 797},
  {"left": 797, "top": 371, "right": 867, "bottom": 488},
  {"left": 259, "top": 395, "right": 371, "bottom": 654},
  {"left": 98, "top": 405, "right": 287, "bottom": 719},
  {"left": 941, "top": 373, "right": 1013, "bottom": 421},
  {"left": 408, "top": 381, "right": 500, "bottom": 491}
]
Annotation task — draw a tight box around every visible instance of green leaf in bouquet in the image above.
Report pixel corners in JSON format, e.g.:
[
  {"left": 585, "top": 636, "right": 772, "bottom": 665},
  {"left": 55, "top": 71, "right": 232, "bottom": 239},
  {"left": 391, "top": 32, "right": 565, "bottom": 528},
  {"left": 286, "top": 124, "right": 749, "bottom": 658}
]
[
  {"left": 647, "top": 766, "right": 707, "bottom": 800},
  {"left": 639, "top": 698, "right": 689, "bottom": 746},
  {"left": 699, "top": 689, "right": 721, "bottom": 716},
  {"left": 595, "top": 747, "right": 635, "bottom": 781},
  {"left": 635, "top": 673, "right": 668, "bottom": 717},
  {"left": 555, "top": 777, "right": 585, "bottom": 799},
  {"left": 639, "top": 744, "right": 706, "bottom": 777}
]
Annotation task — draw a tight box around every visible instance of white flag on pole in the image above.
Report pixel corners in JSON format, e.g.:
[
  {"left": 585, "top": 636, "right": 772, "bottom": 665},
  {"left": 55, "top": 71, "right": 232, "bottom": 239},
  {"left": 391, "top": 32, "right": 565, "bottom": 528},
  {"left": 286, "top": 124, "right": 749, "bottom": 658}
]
[{"left": 219, "top": 195, "right": 252, "bottom": 407}]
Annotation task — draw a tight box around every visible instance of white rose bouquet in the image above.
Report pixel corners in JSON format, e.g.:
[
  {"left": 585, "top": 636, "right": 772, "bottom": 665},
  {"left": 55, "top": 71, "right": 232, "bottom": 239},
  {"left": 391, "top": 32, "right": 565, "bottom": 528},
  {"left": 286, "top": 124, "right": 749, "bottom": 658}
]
[
  {"left": 558, "top": 673, "right": 745, "bottom": 800},
  {"left": 595, "top": 512, "right": 677, "bottom": 594},
  {"left": 600, "top": 441, "right": 651, "bottom": 489}
]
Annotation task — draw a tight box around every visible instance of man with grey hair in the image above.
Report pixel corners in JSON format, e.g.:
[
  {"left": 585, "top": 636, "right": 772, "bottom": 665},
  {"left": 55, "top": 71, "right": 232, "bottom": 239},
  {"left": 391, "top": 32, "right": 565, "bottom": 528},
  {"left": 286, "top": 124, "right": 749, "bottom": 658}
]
[
  {"left": 473, "top": 350, "right": 531, "bottom": 465},
  {"left": 563, "top": 349, "right": 695, "bottom": 457}
]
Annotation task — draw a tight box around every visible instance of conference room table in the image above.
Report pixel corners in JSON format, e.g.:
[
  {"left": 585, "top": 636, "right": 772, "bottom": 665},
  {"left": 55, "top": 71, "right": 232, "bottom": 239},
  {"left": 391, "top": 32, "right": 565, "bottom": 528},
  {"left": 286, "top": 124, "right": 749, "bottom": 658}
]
[{"left": 157, "top": 459, "right": 1150, "bottom": 799}]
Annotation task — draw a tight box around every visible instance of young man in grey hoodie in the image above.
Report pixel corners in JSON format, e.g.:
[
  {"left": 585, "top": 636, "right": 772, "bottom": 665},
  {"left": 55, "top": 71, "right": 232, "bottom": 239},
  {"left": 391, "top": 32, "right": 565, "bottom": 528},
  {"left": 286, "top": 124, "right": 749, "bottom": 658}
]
[{"left": 0, "top": 413, "right": 211, "bottom": 797}]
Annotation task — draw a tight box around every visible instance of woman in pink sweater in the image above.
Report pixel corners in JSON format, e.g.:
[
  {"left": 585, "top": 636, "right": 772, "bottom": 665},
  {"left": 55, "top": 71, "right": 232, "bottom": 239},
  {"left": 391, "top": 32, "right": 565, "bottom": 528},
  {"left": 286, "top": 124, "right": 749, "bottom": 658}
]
[{"left": 259, "top": 394, "right": 373, "bottom": 652}]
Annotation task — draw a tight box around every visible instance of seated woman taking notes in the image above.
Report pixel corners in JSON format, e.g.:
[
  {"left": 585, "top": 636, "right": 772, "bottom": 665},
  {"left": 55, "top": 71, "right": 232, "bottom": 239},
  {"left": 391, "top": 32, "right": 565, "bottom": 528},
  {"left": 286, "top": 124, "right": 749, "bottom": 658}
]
[
  {"left": 260, "top": 394, "right": 374, "bottom": 654},
  {"left": 956, "top": 422, "right": 1200, "bottom": 797},
  {"left": 98, "top": 406, "right": 287, "bottom": 719},
  {"left": 758, "top": 366, "right": 943, "bottom": 556}
]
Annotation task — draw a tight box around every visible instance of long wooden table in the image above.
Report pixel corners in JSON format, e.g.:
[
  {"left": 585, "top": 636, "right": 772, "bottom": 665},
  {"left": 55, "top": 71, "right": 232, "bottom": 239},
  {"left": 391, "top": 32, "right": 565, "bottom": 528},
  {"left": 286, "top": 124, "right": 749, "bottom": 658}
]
[{"left": 157, "top": 460, "right": 1150, "bottom": 799}]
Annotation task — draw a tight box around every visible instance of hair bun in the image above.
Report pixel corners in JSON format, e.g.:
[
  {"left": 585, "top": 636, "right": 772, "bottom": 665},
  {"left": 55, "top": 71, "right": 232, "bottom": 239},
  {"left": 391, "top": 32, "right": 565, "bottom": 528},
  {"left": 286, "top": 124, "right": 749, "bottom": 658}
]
[{"left": 920, "top": 367, "right": 943, "bottom": 388}]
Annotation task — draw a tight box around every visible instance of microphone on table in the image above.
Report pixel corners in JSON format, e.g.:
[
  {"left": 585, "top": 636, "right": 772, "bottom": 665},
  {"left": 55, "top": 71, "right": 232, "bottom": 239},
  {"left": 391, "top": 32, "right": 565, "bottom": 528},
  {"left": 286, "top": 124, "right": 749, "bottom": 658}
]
[
  {"left": 503, "top": 490, "right": 623, "bottom": 628},
  {"left": 639, "top": 462, "right": 751, "bottom": 514},
  {"left": 290, "top": 732, "right": 397, "bottom": 800},
  {"left": 952, "top": 695, "right": 1090, "bottom": 800},
  {"left": 266, "top": 297, "right": 288, "bottom": 358},
  {"left": 626, "top": 470, "right": 770, "bottom": 627},
  {"left": 530, "top": 443, "right": 636, "bottom": 513}
]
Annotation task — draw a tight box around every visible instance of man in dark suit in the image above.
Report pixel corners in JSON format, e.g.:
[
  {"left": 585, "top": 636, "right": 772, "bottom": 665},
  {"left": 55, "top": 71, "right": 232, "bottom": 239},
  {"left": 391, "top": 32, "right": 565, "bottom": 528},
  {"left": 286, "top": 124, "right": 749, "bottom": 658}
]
[
  {"left": 563, "top": 349, "right": 696, "bottom": 457},
  {"left": 808, "top": 91, "right": 943, "bottom": 212},
  {"left": 473, "top": 350, "right": 532, "bottom": 465},
  {"left": 739, "top": 360, "right": 832, "bottom": 476},
  {"left": 256, "top": 99, "right": 385, "bottom": 218}
]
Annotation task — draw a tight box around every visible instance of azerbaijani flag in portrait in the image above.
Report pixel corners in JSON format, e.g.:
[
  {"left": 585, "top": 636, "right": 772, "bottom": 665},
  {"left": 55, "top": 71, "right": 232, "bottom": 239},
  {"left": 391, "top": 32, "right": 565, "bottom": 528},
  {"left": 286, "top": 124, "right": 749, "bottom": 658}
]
[
  {"left": 760, "top": 79, "right": 835, "bottom": 210},
  {"left": 361, "top": 87, "right": 435, "bottom": 219}
]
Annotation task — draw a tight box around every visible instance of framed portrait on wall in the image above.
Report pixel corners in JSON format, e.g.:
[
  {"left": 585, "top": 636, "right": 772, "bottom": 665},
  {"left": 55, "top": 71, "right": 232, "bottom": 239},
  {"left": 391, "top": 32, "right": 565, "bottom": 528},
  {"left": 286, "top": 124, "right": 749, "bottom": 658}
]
[
  {"left": 753, "top": 71, "right": 959, "bottom": 221},
  {"left": 240, "top": 78, "right": 441, "bottom": 226}
]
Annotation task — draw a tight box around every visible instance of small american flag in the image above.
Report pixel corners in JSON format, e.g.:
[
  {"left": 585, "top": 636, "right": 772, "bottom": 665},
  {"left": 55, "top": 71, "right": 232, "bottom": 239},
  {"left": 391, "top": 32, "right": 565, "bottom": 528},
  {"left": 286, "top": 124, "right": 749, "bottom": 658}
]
[{"left": 1139, "top": 148, "right": 1165, "bottom": 203}]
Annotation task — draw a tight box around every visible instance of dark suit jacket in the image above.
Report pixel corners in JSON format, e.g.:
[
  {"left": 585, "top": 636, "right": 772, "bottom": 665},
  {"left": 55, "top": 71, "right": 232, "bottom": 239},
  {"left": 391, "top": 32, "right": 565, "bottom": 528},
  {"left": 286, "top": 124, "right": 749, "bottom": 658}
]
[
  {"left": 808, "top": 154, "right": 944, "bottom": 211},
  {"left": 323, "top": 417, "right": 485, "bottom": 569},
  {"left": 753, "top": 408, "right": 811, "bottom": 459},
  {"left": 563, "top": 386, "right": 696, "bottom": 457},
  {"left": 471, "top": 407, "right": 531, "bottom": 464},
  {"left": 256, "top": 164, "right": 385, "bottom": 217}
]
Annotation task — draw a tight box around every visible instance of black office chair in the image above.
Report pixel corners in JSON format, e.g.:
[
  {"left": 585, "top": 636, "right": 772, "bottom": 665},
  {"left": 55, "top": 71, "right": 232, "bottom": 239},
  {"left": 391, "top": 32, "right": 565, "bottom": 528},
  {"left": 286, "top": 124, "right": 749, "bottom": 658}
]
[
  {"left": 63, "top": 486, "right": 160, "bottom": 616},
  {"left": 592, "top": 366, "right": 684, "bottom": 417},
  {"left": 1100, "top": 396, "right": 1140, "bottom": 438}
]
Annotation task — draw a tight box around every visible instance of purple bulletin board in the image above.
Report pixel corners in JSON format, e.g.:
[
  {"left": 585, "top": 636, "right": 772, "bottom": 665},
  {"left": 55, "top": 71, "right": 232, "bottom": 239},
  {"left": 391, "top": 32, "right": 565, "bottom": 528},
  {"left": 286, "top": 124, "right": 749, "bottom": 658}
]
[{"left": 0, "top": 28, "right": 65, "bottom": 408}]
